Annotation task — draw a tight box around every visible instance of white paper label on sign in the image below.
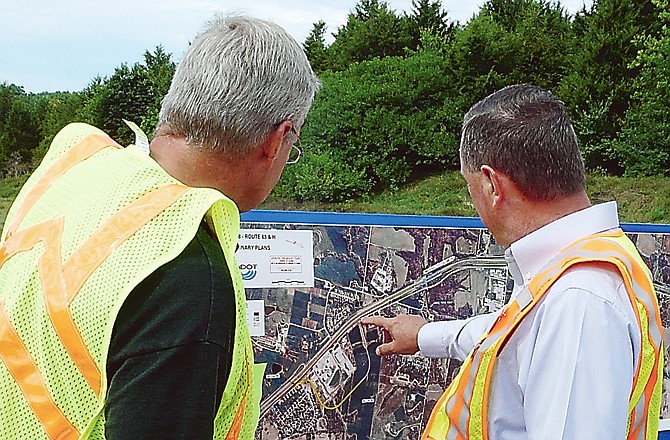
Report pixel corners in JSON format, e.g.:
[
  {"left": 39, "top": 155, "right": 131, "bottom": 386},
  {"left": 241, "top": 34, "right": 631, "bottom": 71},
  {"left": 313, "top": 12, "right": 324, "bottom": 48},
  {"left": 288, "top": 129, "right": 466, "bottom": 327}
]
[
  {"left": 236, "top": 229, "right": 314, "bottom": 288},
  {"left": 246, "top": 299, "right": 265, "bottom": 337},
  {"left": 270, "top": 255, "right": 302, "bottom": 273}
]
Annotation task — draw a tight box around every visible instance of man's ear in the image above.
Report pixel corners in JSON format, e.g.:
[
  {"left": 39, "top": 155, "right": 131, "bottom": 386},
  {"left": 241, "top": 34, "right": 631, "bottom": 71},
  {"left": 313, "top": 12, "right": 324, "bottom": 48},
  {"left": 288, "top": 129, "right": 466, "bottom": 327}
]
[
  {"left": 261, "top": 120, "right": 292, "bottom": 163},
  {"left": 481, "top": 165, "right": 505, "bottom": 206}
]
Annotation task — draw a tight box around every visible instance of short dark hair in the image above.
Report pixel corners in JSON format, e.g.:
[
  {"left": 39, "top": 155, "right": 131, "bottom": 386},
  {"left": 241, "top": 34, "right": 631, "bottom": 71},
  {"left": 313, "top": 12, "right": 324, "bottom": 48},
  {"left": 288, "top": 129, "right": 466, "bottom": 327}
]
[{"left": 460, "top": 84, "right": 586, "bottom": 201}]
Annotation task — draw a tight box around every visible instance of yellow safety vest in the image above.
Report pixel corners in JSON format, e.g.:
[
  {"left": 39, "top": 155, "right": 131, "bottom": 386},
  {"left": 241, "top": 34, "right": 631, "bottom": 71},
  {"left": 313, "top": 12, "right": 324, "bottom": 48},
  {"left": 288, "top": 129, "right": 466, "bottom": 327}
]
[
  {"left": 422, "top": 231, "right": 663, "bottom": 440},
  {"left": 0, "top": 123, "right": 263, "bottom": 439}
]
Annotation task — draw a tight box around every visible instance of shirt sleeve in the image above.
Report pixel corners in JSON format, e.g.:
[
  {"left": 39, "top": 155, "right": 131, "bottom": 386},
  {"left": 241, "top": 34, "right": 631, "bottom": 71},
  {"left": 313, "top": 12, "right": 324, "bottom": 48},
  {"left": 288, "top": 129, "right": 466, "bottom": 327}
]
[
  {"left": 105, "top": 343, "right": 229, "bottom": 439},
  {"left": 521, "top": 287, "right": 635, "bottom": 440},
  {"left": 105, "top": 226, "right": 236, "bottom": 439},
  {"left": 418, "top": 312, "right": 499, "bottom": 360}
]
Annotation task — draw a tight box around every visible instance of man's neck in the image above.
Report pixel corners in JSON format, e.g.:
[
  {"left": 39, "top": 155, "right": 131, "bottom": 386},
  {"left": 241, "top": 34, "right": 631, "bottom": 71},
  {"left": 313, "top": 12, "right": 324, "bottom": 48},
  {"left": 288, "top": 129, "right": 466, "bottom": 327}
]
[
  {"left": 149, "top": 133, "right": 265, "bottom": 213},
  {"left": 504, "top": 192, "right": 592, "bottom": 246},
  {"left": 150, "top": 134, "right": 194, "bottom": 183}
]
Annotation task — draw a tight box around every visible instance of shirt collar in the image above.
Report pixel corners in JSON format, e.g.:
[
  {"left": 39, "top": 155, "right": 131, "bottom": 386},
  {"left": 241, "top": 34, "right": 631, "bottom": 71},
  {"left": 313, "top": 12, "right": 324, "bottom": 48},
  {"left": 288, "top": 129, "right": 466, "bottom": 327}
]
[{"left": 505, "top": 201, "right": 620, "bottom": 286}]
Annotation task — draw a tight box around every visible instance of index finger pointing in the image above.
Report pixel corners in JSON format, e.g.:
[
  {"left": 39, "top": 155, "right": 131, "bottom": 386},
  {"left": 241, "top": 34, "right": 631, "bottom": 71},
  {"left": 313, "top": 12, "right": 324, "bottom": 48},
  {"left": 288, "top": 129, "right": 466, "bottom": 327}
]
[{"left": 360, "top": 315, "right": 392, "bottom": 329}]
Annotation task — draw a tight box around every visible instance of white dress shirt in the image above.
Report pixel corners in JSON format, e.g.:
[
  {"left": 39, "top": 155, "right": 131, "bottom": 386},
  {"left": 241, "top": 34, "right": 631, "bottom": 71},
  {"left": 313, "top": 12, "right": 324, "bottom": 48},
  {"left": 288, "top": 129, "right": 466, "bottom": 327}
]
[{"left": 418, "top": 202, "right": 641, "bottom": 439}]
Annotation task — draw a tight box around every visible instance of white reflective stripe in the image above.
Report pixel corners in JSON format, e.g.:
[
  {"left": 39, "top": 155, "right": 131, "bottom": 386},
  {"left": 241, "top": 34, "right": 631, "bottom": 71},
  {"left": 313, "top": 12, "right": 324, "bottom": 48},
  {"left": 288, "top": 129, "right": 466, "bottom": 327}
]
[
  {"left": 631, "top": 391, "right": 647, "bottom": 438},
  {"left": 516, "top": 287, "right": 532, "bottom": 311},
  {"left": 446, "top": 427, "right": 460, "bottom": 440},
  {"left": 123, "top": 119, "right": 150, "bottom": 154}
]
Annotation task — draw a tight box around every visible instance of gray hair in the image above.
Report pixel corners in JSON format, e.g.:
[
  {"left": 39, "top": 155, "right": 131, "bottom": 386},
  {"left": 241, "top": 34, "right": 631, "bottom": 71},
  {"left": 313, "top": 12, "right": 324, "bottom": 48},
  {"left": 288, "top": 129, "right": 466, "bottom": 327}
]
[
  {"left": 460, "top": 84, "right": 586, "bottom": 201},
  {"left": 158, "top": 14, "right": 320, "bottom": 153}
]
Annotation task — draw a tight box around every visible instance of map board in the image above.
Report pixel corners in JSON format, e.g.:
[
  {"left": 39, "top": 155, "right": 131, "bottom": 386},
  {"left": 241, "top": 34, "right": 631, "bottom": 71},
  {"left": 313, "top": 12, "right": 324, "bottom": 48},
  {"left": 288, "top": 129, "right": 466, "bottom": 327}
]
[{"left": 238, "top": 210, "right": 670, "bottom": 440}]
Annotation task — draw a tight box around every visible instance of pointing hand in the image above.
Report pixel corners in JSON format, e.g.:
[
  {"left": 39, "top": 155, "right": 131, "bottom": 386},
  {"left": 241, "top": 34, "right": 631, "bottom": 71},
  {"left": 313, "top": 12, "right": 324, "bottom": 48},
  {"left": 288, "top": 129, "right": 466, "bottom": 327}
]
[{"left": 360, "top": 314, "right": 427, "bottom": 356}]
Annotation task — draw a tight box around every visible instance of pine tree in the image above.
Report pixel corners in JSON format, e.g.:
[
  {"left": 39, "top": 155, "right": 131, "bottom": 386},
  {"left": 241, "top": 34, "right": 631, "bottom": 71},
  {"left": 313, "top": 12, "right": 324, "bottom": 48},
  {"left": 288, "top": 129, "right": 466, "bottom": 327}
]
[
  {"left": 303, "top": 21, "right": 331, "bottom": 73},
  {"left": 327, "top": 0, "right": 414, "bottom": 70},
  {"left": 408, "top": 0, "right": 456, "bottom": 48}
]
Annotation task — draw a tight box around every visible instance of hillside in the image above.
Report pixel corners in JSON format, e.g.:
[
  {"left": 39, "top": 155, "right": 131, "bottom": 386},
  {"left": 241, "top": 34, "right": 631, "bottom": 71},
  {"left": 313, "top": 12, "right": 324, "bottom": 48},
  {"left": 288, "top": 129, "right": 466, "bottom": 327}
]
[
  {"left": 1, "top": 172, "right": 669, "bottom": 228},
  {"left": 262, "top": 171, "right": 670, "bottom": 225}
]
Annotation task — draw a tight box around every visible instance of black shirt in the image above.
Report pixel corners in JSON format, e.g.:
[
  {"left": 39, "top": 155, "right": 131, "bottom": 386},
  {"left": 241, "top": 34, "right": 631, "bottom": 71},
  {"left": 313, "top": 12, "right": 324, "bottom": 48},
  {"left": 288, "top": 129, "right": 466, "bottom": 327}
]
[{"left": 105, "top": 226, "right": 236, "bottom": 439}]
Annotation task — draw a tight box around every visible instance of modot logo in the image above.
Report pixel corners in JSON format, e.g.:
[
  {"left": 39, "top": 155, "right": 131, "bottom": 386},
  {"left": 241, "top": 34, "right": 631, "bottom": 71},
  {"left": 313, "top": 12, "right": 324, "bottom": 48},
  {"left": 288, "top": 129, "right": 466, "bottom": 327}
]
[{"left": 239, "top": 263, "right": 258, "bottom": 281}]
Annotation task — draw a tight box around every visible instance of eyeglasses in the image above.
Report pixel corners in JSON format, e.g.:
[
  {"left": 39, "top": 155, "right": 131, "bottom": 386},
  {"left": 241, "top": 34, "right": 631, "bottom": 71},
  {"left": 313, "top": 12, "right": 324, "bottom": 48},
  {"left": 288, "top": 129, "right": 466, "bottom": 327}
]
[{"left": 287, "top": 127, "right": 303, "bottom": 165}]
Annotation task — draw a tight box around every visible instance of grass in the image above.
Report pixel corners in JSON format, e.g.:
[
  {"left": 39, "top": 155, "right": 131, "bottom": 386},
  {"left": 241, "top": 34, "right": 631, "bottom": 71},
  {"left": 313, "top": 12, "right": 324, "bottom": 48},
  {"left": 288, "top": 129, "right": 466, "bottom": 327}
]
[
  {"left": 2, "top": 172, "right": 670, "bottom": 226},
  {"left": 585, "top": 174, "right": 670, "bottom": 224},
  {"left": 261, "top": 172, "right": 477, "bottom": 217},
  {"left": 261, "top": 171, "right": 670, "bottom": 225},
  {"left": 0, "top": 176, "right": 28, "bottom": 227}
]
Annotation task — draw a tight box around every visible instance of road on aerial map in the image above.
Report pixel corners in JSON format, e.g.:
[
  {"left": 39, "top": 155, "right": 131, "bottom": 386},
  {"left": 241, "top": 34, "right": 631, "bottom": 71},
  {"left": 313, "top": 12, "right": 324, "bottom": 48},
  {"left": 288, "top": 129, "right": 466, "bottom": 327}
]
[{"left": 259, "top": 255, "right": 507, "bottom": 416}]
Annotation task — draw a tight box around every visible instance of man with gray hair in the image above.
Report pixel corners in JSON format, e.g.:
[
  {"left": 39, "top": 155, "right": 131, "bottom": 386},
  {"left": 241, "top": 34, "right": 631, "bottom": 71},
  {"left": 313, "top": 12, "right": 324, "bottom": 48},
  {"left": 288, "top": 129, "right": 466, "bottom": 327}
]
[
  {"left": 363, "top": 84, "right": 663, "bottom": 439},
  {"left": 0, "top": 14, "right": 319, "bottom": 440}
]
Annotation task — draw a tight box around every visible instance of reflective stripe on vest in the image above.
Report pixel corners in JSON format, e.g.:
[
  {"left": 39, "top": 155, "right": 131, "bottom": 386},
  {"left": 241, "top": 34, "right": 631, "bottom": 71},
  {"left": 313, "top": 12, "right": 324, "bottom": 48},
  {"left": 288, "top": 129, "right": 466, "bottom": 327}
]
[
  {"left": 0, "top": 133, "right": 190, "bottom": 438},
  {"left": 422, "top": 231, "right": 663, "bottom": 440},
  {"left": 0, "top": 124, "right": 260, "bottom": 439}
]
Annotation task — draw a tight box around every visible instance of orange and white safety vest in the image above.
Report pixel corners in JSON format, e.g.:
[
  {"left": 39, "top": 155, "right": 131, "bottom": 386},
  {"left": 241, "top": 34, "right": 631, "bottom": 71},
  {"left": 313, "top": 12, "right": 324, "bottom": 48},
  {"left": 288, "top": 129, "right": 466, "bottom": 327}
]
[
  {"left": 0, "top": 123, "right": 262, "bottom": 439},
  {"left": 422, "top": 231, "right": 663, "bottom": 440}
]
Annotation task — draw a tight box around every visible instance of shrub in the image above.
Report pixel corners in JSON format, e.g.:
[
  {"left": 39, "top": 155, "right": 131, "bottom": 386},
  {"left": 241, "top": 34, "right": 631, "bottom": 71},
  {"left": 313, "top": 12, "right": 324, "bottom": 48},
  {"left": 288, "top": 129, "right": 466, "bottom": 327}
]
[
  {"left": 274, "top": 151, "right": 370, "bottom": 202},
  {"left": 296, "top": 51, "right": 462, "bottom": 202}
]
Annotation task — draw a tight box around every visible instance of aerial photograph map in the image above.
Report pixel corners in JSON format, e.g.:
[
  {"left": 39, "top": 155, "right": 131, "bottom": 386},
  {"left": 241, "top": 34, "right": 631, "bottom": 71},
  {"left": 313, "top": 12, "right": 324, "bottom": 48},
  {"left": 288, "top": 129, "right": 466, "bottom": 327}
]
[{"left": 238, "top": 219, "right": 670, "bottom": 440}]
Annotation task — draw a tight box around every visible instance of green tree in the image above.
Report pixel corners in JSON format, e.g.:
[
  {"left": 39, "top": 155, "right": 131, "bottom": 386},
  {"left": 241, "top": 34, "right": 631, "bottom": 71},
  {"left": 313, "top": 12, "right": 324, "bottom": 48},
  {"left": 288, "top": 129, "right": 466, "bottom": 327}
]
[
  {"left": 0, "top": 83, "right": 40, "bottom": 174},
  {"left": 277, "top": 51, "right": 464, "bottom": 201},
  {"left": 613, "top": 0, "right": 670, "bottom": 175},
  {"left": 408, "top": 0, "right": 456, "bottom": 47},
  {"left": 32, "top": 91, "right": 85, "bottom": 163},
  {"left": 79, "top": 47, "right": 174, "bottom": 145},
  {"left": 445, "top": 0, "right": 573, "bottom": 105},
  {"left": 303, "top": 21, "right": 331, "bottom": 74},
  {"left": 81, "top": 62, "right": 154, "bottom": 145},
  {"left": 558, "top": 0, "right": 660, "bottom": 173},
  {"left": 140, "top": 46, "right": 176, "bottom": 135},
  {"left": 327, "top": 0, "right": 415, "bottom": 70}
]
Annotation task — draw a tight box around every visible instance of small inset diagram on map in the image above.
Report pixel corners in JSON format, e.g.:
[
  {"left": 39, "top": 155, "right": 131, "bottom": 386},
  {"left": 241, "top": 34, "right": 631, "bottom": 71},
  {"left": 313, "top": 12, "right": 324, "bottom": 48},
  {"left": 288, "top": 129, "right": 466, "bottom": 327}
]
[{"left": 246, "top": 299, "right": 266, "bottom": 336}]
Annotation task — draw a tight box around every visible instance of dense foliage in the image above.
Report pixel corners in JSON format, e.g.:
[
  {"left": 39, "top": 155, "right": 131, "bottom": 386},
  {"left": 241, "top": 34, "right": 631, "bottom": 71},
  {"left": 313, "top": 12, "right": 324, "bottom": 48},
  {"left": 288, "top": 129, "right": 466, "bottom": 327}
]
[
  {"left": 2, "top": 0, "right": 670, "bottom": 202},
  {"left": 0, "top": 46, "right": 174, "bottom": 177},
  {"left": 614, "top": 0, "right": 670, "bottom": 175},
  {"left": 273, "top": 51, "right": 463, "bottom": 201}
]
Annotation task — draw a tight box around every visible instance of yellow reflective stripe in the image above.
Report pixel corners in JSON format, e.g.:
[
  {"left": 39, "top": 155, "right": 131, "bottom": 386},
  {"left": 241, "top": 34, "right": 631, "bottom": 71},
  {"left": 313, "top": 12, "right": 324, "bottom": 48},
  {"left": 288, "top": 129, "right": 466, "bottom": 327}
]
[
  {"left": 571, "top": 237, "right": 662, "bottom": 440},
  {"left": 530, "top": 234, "right": 662, "bottom": 440},
  {"left": 422, "top": 231, "right": 662, "bottom": 440},
  {"left": 527, "top": 236, "right": 661, "bottom": 440},
  {"left": 628, "top": 300, "right": 661, "bottom": 440},
  {"left": 643, "top": 352, "right": 663, "bottom": 440},
  {"left": 0, "top": 301, "right": 78, "bottom": 440},
  {"left": 629, "top": 301, "right": 653, "bottom": 411},
  {"left": 63, "top": 184, "right": 190, "bottom": 300},
  {"left": 224, "top": 346, "right": 253, "bottom": 439},
  {"left": 471, "top": 294, "right": 539, "bottom": 440},
  {"left": 0, "top": 131, "right": 193, "bottom": 436},
  {"left": 469, "top": 351, "right": 492, "bottom": 440},
  {"left": 424, "top": 295, "right": 533, "bottom": 440},
  {"left": 422, "top": 363, "right": 467, "bottom": 440},
  {"left": 4, "top": 134, "right": 120, "bottom": 241}
]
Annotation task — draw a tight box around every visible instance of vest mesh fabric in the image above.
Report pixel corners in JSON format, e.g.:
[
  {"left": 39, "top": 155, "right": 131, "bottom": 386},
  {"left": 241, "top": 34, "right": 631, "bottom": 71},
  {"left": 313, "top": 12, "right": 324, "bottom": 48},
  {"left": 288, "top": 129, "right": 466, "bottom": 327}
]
[
  {"left": 209, "top": 202, "right": 262, "bottom": 440},
  {"left": 0, "top": 123, "right": 260, "bottom": 439}
]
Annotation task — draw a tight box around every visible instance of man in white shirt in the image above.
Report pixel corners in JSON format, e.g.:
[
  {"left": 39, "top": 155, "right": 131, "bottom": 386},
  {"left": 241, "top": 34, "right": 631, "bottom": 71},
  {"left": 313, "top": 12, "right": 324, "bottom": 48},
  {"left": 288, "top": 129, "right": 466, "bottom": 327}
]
[{"left": 362, "top": 84, "right": 663, "bottom": 440}]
